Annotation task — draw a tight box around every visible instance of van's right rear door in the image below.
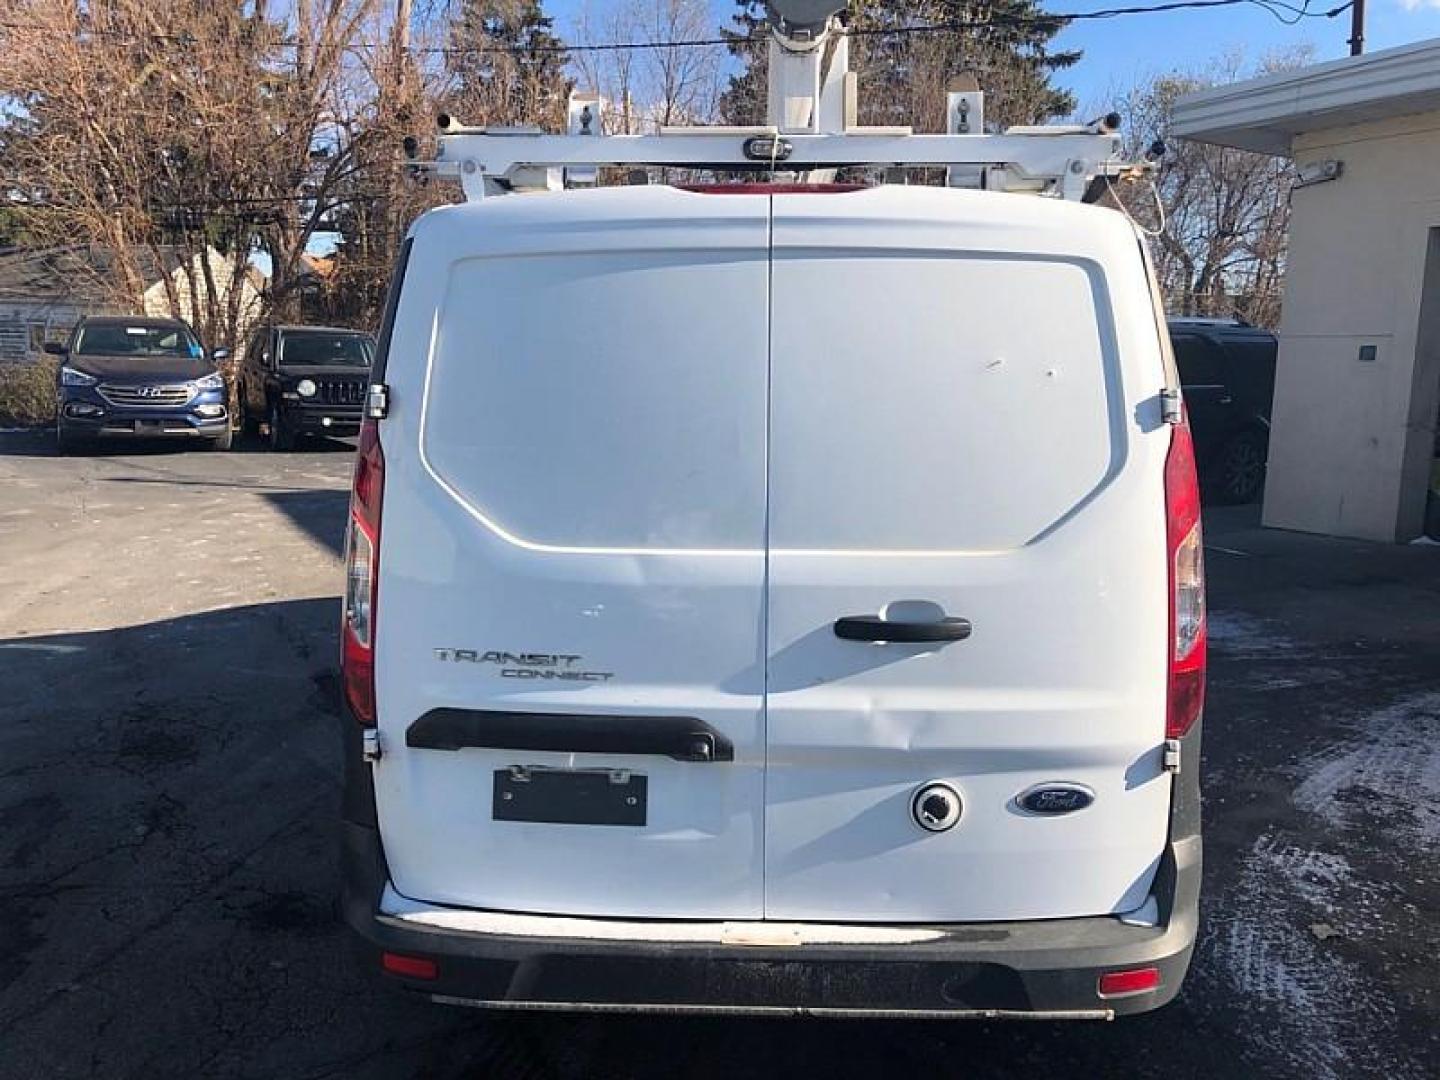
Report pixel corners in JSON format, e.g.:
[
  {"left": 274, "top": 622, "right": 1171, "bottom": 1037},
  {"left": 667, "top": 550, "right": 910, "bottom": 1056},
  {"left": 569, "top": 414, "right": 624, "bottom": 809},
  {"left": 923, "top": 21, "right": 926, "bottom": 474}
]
[{"left": 763, "top": 187, "right": 1175, "bottom": 923}]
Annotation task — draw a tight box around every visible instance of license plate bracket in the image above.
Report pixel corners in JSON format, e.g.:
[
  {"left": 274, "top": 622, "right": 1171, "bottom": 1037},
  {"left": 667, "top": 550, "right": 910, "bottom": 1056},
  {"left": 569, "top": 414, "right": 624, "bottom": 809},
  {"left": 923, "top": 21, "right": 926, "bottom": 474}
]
[{"left": 493, "top": 767, "right": 647, "bottom": 827}]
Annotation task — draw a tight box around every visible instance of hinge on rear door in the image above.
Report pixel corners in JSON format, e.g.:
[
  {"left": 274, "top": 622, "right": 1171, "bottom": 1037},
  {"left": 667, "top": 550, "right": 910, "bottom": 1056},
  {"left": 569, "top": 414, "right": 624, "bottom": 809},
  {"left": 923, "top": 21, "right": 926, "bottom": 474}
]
[
  {"left": 1163, "top": 738, "right": 1181, "bottom": 773},
  {"left": 362, "top": 729, "right": 383, "bottom": 763},
  {"left": 366, "top": 383, "right": 390, "bottom": 420},
  {"left": 1160, "top": 388, "right": 1182, "bottom": 426}
]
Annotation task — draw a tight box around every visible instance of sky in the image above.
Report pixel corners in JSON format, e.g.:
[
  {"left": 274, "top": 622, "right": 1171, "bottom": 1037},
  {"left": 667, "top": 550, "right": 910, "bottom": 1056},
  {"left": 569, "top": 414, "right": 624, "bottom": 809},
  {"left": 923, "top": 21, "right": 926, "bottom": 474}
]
[
  {"left": 549, "top": 0, "right": 1440, "bottom": 112},
  {"left": 1044, "top": 0, "right": 1440, "bottom": 108}
]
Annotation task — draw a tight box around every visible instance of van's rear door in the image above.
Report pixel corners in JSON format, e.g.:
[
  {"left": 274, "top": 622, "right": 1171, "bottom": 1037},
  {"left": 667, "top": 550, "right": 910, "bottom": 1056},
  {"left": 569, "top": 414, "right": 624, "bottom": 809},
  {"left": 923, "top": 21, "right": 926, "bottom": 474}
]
[
  {"left": 764, "top": 188, "right": 1173, "bottom": 922},
  {"left": 374, "top": 190, "right": 770, "bottom": 918}
]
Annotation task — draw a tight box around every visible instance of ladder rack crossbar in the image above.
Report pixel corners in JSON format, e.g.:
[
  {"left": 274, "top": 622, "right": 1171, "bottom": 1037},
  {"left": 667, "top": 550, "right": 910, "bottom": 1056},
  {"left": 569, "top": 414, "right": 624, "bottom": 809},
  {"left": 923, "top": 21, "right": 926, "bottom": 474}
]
[
  {"left": 436, "top": 131, "right": 1121, "bottom": 173},
  {"left": 430, "top": 131, "right": 1125, "bottom": 201}
]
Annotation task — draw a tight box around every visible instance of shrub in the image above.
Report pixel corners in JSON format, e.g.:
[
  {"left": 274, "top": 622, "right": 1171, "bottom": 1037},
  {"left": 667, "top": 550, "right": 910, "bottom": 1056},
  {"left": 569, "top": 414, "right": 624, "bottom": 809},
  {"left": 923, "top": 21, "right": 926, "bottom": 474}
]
[{"left": 0, "top": 359, "right": 57, "bottom": 427}]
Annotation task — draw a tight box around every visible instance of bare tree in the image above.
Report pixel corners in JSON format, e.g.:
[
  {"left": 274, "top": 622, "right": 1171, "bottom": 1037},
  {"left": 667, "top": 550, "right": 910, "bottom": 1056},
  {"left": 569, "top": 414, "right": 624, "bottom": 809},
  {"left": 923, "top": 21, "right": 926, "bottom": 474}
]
[
  {"left": 574, "top": 0, "right": 724, "bottom": 132},
  {"left": 2, "top": 2, "right": 266, "bottom": 344},
  {"left": 0, "top": 0, "right": 384, "bottom": 349},
  {"left": 322, "top": 0, "right": 456, "bottom": 327},
  {"left": 572, "top": 2, "right": 639, "bottom": 132},
  {"left": 1105, "top": 50, "right": 1311, "bottom": 328},
  {"left": 250, "top": 0, "right": 386, "bottom": 323}
]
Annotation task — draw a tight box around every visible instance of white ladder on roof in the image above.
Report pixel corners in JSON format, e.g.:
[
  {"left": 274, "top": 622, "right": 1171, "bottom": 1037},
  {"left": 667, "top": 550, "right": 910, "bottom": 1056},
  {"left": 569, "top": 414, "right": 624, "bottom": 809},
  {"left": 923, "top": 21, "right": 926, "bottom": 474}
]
[{"left": 412, "top": 0, "right": 1138, "bottom": 203}]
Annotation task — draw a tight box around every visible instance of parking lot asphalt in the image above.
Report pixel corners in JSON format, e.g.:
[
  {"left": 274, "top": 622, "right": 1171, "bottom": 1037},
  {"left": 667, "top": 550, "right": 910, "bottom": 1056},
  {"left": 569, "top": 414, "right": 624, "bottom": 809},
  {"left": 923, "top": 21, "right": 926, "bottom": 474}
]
[{"left": 1, "top": 427, "right": 1437, "bottom": 1080}]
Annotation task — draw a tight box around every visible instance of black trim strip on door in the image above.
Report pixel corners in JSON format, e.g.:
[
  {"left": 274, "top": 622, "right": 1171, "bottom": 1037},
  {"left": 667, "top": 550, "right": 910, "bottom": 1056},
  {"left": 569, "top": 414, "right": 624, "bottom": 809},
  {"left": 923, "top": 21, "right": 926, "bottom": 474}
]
[
  {"left": 405, "top": 709, "right": 734, "bottom": 763},
  {"left": 369, "top": 237, "right": 413, "bottom": 383}
]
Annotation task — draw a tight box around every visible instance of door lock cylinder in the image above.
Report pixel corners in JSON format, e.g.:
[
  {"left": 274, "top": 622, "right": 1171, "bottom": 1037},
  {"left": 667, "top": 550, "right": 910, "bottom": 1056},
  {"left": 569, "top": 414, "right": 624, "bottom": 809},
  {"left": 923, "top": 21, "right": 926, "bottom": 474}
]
[{"left": 911, "top": 782, "right": 963, "bottom": 833}]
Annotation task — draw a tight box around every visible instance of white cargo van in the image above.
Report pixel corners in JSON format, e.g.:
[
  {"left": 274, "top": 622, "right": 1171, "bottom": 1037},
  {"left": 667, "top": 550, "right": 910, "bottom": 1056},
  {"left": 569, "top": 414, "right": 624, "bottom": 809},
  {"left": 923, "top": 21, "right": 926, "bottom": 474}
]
[{"left": 337, "top": 176, "right": 1206, "bottom": 1018}]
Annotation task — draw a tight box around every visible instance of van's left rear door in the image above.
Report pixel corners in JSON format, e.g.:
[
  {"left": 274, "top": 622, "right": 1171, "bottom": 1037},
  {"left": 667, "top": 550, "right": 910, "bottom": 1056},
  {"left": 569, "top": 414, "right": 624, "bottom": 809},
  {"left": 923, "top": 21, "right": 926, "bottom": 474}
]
[{"left": 373, "top": 189, "right": 771, "bottom": 919}]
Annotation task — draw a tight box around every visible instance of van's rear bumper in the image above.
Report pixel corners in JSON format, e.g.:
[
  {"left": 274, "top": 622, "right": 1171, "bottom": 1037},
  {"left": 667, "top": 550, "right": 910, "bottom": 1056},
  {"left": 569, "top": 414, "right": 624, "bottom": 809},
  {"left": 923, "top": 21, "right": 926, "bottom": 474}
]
[
  {"left": 340, "top": 708, "right": 1203, "bottom": 1019},
  {"left": 341, "top": 822, "right": 1199, "bottom": 1019}
]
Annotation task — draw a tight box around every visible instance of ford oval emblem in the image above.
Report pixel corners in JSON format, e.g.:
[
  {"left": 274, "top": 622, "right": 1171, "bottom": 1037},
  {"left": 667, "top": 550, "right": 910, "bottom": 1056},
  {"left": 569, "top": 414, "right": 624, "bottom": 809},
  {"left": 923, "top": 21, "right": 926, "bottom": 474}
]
[{"left": 1017, "top": 784, "right": 1095, "bottom": 816}]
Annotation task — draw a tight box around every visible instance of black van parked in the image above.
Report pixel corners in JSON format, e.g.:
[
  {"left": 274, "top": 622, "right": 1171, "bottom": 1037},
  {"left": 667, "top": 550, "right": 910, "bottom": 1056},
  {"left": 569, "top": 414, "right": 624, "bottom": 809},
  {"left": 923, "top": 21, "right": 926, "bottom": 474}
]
[
  {"left": 237, "top": 325, "right": 375, "bottom": 450},
  {"left": 1168, "top": 318, "right": 1278, "bottom": 504}
]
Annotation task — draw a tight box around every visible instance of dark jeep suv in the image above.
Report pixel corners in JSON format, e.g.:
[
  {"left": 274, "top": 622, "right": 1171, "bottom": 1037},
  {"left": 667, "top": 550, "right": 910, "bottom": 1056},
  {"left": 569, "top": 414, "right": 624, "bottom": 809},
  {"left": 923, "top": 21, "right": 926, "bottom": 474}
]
[
  {"left": 1168, "top": 318, "right": 1278, "bottom": 504},
  {"left": 237, "top": 325, "right": 375, "bottom": 450},
  {"left": 49, "top": 316, "right": 231, "bottom": 453}
]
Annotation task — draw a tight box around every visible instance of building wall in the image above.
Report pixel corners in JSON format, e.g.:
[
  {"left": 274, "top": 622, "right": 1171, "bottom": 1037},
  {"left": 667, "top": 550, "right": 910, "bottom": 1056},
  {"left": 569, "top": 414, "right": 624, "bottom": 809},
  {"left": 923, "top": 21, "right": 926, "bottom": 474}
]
[{"left": 1265, "top": 109, "right": 1440, "bottom": 541}]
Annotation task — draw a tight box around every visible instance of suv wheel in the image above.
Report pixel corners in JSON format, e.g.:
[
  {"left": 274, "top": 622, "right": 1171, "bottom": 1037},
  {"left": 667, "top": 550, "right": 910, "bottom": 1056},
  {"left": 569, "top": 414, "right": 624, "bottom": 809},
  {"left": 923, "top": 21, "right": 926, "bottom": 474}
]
[
  {"left": 209, "top": 423, "right": 234, "bottom": 451},
  {"left": 55, "top": 418, "right": 82, "bottom": 456},
  {"left": 1214, "top": 430, "right": 1267, "bottom": 505},
  {"left": 239, "top": 385, "right": 260, "bottom": 436},
  {"left": 268, "top": 403, "right": 296, "bottom": 451}
]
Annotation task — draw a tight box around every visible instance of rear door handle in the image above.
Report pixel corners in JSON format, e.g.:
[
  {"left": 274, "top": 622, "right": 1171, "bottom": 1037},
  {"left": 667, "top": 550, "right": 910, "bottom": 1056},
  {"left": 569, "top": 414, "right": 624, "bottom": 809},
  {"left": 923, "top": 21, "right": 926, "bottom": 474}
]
[
  {"left": 406, "top": 709, "right": 733, "bottom": 762},
  {"left": 833, "top": 615, "right": 973, "bottom": 643}
]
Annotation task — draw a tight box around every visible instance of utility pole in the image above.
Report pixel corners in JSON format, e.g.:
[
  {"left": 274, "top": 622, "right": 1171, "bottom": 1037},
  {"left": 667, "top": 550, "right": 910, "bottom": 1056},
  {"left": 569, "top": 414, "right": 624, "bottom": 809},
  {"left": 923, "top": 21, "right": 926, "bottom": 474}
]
[{"left": 1348, "top": 0, "right": 1365, "bottom": 56}]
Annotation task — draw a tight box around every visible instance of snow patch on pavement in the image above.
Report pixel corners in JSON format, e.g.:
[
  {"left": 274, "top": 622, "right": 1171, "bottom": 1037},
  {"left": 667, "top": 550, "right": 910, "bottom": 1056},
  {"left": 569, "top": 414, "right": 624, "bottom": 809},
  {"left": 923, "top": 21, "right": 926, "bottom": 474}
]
[
  {"left": 1207, "top": 611, "right": 1299, "bottom": 656},
  {"left": 1292, "top": 693, "right": 1440, "bottom": 846},
  {"left": 1207, "top": 834, "right": 1396, "bottom": 1080},
  {"left": 1206, "top": 611, "right": 1351, "bottom": 691},
  {"left": 1208, "top": 611, "right": 1368, "bottom": 692},
  {"left": 1206, "top": 694, "right": 1440, "bottom": 1078}
]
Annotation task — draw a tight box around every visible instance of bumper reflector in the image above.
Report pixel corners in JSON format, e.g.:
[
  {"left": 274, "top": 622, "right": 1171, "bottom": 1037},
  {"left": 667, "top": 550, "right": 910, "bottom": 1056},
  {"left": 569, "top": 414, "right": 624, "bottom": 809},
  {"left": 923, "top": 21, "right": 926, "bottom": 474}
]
[
  {"left": 1098, "top": 967, "right": 1160, "bottom": 998},
  {"left": 381, "top": 952, "right": 438, "bottom": 981}
]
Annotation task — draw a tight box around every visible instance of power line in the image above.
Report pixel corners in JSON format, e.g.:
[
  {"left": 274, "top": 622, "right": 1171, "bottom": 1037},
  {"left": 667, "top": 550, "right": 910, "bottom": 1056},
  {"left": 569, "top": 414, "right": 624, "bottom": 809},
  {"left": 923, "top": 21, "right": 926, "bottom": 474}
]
[
  {"left": 0, "top": 1, "right": 1358, "bottom": 57},
  {"left": 842, "top": 0, "right": 1350, "bottom": 42}
]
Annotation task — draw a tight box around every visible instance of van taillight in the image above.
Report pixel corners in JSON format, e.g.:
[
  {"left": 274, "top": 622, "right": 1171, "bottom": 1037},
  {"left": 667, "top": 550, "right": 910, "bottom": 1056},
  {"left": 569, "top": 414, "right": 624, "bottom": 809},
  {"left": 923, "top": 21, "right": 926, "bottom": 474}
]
[
  {"left": 342, "top": 419, "right": 384, "bottom": 726},
  {"left": 1164, "top": 413, "right": 1206, "bottom": 739}
]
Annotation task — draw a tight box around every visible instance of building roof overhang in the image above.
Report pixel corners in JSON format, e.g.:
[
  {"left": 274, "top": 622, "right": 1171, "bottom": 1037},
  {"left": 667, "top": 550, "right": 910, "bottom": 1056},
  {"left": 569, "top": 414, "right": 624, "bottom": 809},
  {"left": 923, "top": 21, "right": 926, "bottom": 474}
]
[{"left": 1173, "top": 37, "right": 1440, "bottom": 156}]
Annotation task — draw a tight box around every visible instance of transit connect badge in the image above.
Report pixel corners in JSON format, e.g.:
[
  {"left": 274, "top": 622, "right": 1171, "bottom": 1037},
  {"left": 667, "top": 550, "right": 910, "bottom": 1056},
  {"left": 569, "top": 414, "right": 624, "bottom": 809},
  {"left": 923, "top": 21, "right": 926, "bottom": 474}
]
[{"left": 433, "top": 648, "right": 614, "bottom": 682}]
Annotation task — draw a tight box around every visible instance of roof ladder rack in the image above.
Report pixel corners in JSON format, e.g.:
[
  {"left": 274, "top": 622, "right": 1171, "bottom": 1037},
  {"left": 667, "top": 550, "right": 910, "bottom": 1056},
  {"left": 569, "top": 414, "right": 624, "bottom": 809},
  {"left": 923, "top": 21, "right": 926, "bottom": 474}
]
[{"left": 409, "top": 0, "right": 1138, "bottom": 203}]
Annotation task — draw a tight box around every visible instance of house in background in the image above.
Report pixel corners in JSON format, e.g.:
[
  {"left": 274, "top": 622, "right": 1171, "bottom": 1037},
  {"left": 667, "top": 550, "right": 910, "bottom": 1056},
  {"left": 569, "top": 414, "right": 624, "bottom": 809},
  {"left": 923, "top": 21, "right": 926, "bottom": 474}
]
[
  {"left": 0, "top": 244, "right": 265, "bottom": 364},
  {"left": 297, "top": 251, "right": 339, "bottom": 324}
]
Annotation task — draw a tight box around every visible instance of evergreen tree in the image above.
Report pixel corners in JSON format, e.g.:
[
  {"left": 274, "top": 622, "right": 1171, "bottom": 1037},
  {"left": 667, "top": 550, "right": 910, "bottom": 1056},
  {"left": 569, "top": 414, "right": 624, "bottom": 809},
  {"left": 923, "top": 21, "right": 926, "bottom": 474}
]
[
  {"left": 721, "top": 1, "right": 1079, "bottom": 130},
  {"left": 447, "top": 0, "right": 573, "bottom": 131}
]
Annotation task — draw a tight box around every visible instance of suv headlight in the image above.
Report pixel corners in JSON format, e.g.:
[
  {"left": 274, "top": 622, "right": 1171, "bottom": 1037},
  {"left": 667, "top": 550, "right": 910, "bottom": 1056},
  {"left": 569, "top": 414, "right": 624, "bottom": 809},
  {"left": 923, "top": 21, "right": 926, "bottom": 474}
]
[
  {"left": 296, "top": 378, "right": 317, "bottom": 398},
  {"left": 60, "top": 366, "right": 97, "bottom": 387},
  {"left": 194, "top": 371, "right": 225, "bottom": 391}
]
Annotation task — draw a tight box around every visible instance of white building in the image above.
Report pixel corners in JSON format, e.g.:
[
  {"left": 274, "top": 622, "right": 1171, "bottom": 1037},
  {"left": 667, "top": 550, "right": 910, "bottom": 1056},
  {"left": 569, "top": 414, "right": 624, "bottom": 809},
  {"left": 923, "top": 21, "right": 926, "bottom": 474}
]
[{"left": 1174, "top": 38, "right": 1440, "bottom": 542}]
